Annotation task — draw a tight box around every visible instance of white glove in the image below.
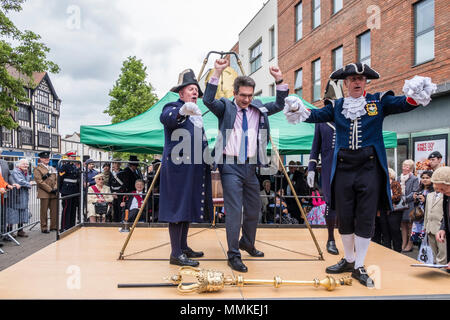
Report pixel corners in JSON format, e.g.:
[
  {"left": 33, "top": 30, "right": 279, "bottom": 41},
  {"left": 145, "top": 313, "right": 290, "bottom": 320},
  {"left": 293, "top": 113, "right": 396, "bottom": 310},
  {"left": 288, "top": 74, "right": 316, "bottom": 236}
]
[
  {"left": 402, "top": 75, "right": 437, "bottom": 106},
  {"left": 307, "top": 171, "right": 315, "bottom": 188},
  {"left": 283, "top": 96, "right": 311, "bottom": 124},
  {"left": 189, "top": 115, "right": 204, "bottom": 128},
  {"left": 179, "top": 102, "right": 202, "bottom": 116}
]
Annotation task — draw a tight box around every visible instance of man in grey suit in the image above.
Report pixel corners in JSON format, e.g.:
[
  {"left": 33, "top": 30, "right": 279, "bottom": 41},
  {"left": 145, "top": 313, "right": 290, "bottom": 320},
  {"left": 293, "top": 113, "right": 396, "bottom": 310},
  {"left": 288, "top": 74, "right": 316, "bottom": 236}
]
[{"left": 203, "top": 59, "right": 288, "bottom": 272}]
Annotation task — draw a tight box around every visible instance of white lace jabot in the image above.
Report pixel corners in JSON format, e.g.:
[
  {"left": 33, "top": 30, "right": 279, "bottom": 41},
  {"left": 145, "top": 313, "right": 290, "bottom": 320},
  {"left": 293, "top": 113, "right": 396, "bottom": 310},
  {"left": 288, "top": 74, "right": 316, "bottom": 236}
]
[{"left": 342, "top": 96, "right": 367, "bottom": 120}]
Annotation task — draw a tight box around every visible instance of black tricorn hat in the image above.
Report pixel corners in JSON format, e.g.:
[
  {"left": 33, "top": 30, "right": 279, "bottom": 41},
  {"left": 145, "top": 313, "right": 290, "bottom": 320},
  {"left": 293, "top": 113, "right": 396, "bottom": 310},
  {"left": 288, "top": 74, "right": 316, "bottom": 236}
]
[
  {"left": 170, "top": 69, "right": 203, "bottom": 97},
  {"left": 330, "top": 62, "right": 380, "bottom": 80}
]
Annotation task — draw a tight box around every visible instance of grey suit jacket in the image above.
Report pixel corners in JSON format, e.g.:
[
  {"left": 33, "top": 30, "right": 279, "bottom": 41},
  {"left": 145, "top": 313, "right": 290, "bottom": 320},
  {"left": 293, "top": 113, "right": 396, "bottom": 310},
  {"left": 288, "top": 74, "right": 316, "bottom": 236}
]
[{"left": 203, "top": 82, "right": 288, "bottom": 165}]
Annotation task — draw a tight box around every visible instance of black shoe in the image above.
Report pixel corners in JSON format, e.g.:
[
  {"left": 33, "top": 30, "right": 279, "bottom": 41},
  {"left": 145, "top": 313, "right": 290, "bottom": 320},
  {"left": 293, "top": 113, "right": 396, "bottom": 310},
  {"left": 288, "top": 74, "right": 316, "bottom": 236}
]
[
  {"left": 325, "top": 258, "right": 355, "bottom": 274},
  {"left": 182, "top": 247, "right": 204, "bottom": 258},
  {"left": 352, "top": 267, "right": 374, "bottom": 288},
  {"left": 239, "top": 244, "right": 264, "bottom": 257},
  {"left": 228, "top": 256, "right": 248, "bottom": 273},
  {"left": 41, "top": 230, "right": 49, "bottom": 234},
  {"left": 169, "top": 253, "right": 199, "bottom": 267},
  {"left": 0, "top": 242, "right": 3, "bottom": 247},
  {"left": 326, "top": 240, "right": 339, "bottom": 255}
]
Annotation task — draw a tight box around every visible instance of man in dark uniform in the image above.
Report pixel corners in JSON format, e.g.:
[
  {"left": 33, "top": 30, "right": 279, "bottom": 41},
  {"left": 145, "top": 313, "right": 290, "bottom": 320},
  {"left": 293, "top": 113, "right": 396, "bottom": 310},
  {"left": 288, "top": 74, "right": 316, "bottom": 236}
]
[
  {"left": 109, "top": 159, "right": 124, "bottom": 222},
  {"left": 58, "top": 151, "right": 81, "bottom": 231},
  {"left": 284, "top": 62, "right": 436, "bottom": 286},
  {"left": 281, "top": 161, "right": 306, "bottom": 223},
  {"left": 308, "top": 121, "right": 339, "bottom": 255},
  {"left": 159, "top": 69, "right": 213, "bottom": 267}
]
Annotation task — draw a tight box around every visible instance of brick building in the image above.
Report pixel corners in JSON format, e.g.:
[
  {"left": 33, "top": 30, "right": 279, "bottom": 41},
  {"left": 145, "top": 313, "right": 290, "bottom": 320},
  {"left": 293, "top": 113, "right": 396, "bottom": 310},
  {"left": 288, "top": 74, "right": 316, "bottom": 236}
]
[{"left": 277, "top": 0, "right": 450, "bottom": 172}]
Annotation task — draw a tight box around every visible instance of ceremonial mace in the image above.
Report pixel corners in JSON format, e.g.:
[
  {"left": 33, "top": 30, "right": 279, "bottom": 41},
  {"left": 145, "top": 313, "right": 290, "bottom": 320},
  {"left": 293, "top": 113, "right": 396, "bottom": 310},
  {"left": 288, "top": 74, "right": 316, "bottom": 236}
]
[
  {"left": 118, "top": 266, "right": 352, "bottom": 293},
  {"left": 198, "top": 52, "right": 324, "bottom": 260}
]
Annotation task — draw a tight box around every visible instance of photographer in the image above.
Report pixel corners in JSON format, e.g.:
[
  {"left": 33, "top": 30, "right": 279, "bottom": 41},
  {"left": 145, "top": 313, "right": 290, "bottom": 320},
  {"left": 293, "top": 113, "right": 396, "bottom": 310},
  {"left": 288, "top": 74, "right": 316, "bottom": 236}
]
[{"left": 411, "top": 171, "right": 434, "bottom": 246}]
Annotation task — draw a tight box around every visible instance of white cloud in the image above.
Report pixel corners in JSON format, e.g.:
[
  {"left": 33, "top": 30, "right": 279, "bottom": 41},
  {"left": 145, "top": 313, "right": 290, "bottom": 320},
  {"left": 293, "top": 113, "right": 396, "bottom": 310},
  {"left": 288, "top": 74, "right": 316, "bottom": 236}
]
[{"left": 8, "top": 0, "right": 267, "bottom": 136}]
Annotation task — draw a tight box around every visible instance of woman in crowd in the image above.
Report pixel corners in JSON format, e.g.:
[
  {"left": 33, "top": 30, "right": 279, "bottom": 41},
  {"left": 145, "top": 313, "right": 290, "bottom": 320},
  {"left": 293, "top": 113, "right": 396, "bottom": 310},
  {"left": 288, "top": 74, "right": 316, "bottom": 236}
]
[
  {"left": 399, "top": 159, "right": 420, "bottom": 252},
  {"left": 260, "top": 180, "right": 275, "bottom": 223},
  {"left": 411, "top": 171, "right": 434, "bottom": 246},
  {"left": 7, "top": 159, "right": 32, "bottom": 237},
  {"left": 306, "top": 187, "right": 326, "bottom": 225},
  {"left": 87, "top": 173, "right": 113, "bottom": 223}
]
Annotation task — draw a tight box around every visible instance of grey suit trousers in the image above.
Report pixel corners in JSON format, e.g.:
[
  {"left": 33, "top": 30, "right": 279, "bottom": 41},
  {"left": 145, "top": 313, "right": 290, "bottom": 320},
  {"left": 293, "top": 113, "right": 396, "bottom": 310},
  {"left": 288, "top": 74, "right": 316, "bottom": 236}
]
[{"left": 219, "top": 162, "right": 261, "bottom": 259}]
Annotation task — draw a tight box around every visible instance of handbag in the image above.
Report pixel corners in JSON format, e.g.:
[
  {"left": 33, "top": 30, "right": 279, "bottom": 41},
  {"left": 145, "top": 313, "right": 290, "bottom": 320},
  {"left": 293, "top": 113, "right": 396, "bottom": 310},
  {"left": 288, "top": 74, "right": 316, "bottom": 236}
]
[
  {"left": 409, "top": 205, "right": 424, "bottom": 222},
  {"left": 94, "top": 202, "right": 108, "bottom": 215},
  {"left": 417, "top": 235, "right": 434, "bottom": 264},
  {"left": 392, "top": 198, "right": 409, "bottom": 212}
]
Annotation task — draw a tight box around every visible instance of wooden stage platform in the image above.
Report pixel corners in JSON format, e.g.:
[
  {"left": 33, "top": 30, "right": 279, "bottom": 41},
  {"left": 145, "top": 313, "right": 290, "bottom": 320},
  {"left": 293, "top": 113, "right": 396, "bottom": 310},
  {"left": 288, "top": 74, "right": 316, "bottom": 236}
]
[{"left": 0, "top": 226, "right": 448, "bottom": 299}]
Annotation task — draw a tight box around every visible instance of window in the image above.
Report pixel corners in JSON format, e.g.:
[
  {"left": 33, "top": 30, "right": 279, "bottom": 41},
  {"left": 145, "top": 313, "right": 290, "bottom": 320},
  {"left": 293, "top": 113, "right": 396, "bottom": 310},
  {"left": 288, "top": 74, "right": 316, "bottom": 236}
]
[
  {"left": 269, "top": 27, "right": 275, "bottom": 59},
  {"left": 295, "top": 68, "right": 303, "bottom": 97},
  {"left": 333, "top": 0, "right": 343, "bottom": 14},
  {"left": 414, "top": 0, "right": 434, "bottom": 65},
  {"left": 52, "top": 134, "right": 59, "bottom": 148},
  {"left": 2, "top": 128, "right": 12, "bottom": 144},
  {"left": 295, "top": 2, "right": 303, "bottom": 41},
  {"left": 36, "top": 90, "right": 49, "bottom": 106},
  {"left": 17, "top": 105, "right": 31, "bottom": 122},
  {"left": 358, "top": 31, "right": 371, "bottom": 66},
  {"left": 250, "top": 40, "right": 262, "bottom": 74},
  {"left": 20, "top": 129, "right": 32, "bottom": 145},
  {"left": 38, "top": 131, "right": 50, "bottom": 147},
  {"left": 312, "top": 0, "right": 321, "bottom": 29},
  {"left": 37, "top": 110, "right": 49, "bottom": 125},
  {"left": 51, "top": 115, "right": 57, "bottom": 128},
  {"left": 332, "top": 46, "right": 343, "bottom": 71},
  {"left": 312, "top": 59, "right": 321, "bottom": 101}
]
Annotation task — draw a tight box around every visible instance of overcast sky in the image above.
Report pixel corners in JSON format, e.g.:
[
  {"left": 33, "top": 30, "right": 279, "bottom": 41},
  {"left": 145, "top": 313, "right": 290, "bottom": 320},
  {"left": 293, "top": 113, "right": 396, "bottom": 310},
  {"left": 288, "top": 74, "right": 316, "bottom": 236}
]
[{"left": 8, "top": 0, "right": 267, "bottom": 136}]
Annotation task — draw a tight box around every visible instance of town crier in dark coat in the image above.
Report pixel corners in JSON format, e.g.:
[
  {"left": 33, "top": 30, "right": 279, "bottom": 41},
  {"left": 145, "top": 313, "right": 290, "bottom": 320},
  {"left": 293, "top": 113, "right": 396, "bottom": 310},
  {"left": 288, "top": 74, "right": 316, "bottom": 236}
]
[
  {"left": 159, "top": 69, "right": 213, "bottom": 267},
  {"left": 284, "top": 62, "right": 436, "bottom": 286},
  {"left": 307, "top": 121, "right": 339, "bottom": 255}
]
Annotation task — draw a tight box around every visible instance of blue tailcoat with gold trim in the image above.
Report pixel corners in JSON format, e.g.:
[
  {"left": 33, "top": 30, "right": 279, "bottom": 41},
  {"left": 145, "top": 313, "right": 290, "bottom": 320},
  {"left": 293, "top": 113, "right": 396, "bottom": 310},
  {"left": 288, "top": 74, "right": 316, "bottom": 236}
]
[{"left": 305, "top": 91, "right": 419, "bottom": 211}]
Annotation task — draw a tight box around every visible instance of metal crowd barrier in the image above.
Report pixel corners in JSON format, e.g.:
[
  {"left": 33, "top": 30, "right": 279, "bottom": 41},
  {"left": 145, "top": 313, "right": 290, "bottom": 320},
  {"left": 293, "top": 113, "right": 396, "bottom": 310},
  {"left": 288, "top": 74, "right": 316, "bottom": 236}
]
[{"left": 0, "top": 184, "right": 41, "bottom": 249}]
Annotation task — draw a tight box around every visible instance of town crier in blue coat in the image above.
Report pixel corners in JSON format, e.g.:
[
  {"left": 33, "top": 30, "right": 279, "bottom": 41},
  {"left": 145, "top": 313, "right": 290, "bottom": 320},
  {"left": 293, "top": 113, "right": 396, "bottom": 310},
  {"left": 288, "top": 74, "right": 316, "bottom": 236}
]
[
  {"left": 284, "top": 62, "right": 436, "bottom": 287},
  {"left": 159, "top": 69, "right": 213, "bottom": 267},
  {"left": 307, "top": 121, "right": 339, "bottom": 255}
]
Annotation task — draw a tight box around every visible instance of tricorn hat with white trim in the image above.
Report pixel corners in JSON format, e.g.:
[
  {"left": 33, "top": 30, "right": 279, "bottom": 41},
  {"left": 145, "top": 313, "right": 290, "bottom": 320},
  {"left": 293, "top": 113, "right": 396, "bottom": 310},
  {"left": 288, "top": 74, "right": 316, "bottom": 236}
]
[
  {"left": 170, "top": 69, "right": 203, "bottom": 97},
  {"left": 330, "top": 62, "right": 380, "bottom": 80}
]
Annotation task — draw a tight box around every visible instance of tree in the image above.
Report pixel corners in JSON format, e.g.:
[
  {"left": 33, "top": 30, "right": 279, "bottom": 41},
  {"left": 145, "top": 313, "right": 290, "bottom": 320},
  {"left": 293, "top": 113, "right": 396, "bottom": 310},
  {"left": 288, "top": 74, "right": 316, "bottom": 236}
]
[
  {"left": 104, "top": 56, "right": 159, "bottom": 162},
  {"left": 0, "top": 0, "right": 59, "bottom": 129},
  {"left": 104, "top": 56, "right": 158, "bottom": 124}
]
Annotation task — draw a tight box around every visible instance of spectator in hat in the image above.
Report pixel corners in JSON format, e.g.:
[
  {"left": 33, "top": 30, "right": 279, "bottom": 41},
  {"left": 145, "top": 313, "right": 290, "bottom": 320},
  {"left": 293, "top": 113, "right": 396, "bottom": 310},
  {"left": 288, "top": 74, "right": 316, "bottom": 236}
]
[
  {"left": 121, "top": 155, "right": 143, "bottom": 194},
  {"left": 432, "top": 167, "right": 450, "bottom": 271},
  {"left": 87, "top": 173, "right": 113, "bottom": 223},
  {"left": 109, "top": 159, "right": 125, "bottom": 222},
  {"left": 428, "top": 151, "right": 444, "bottom": 171},
  {"left": 58, "top": 151, "right": 81, "bottom": 231},
  {"left": 84, "top": 159, "right": 98, "bottom": 188},
  {"left": 34, "top": 151, "right": 58, "bottom": 233},
  {"left": 284, "top": 62, "right": 436, "bottom": 286}
]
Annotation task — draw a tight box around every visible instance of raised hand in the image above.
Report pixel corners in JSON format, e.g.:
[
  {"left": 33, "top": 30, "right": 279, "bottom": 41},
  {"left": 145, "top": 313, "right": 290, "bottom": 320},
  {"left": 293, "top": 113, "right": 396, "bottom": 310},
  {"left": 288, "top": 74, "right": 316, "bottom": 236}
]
[
  {"left": 269, "top": 66, "right": 283, "bottom": 82},
  {"left": 214, "top": 59, "right": 229, "bottom": 72}
]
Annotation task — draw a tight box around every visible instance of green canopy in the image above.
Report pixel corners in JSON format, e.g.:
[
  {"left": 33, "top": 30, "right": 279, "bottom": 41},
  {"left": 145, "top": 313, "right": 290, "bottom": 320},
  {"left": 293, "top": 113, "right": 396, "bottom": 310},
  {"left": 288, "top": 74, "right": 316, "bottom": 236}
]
[{"left": 80, "top": 92, "right": 397, "bottom": 154}]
